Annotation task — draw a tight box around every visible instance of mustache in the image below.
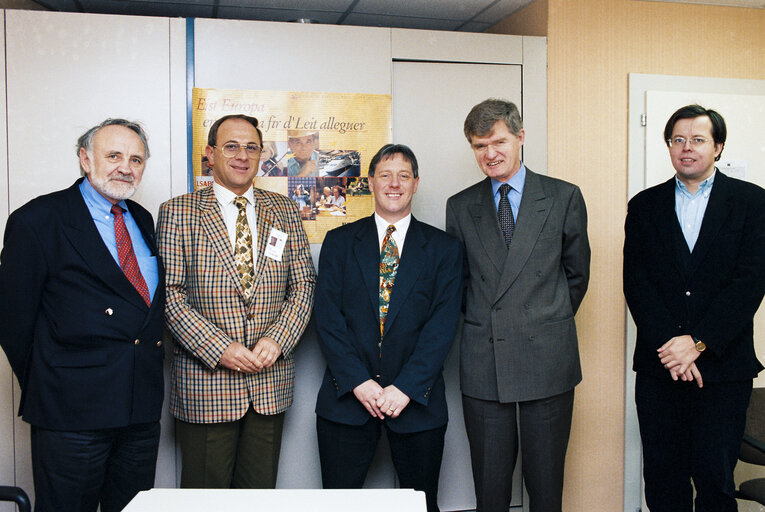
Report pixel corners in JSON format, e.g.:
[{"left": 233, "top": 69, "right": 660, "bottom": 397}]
[{"left": 108, "top": 172, "right": 135, "bottom": 183}]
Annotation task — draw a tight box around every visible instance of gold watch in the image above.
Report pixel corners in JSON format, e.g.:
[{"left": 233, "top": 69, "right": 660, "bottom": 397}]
[{"left": 693, "top": 336, "right": 706, "bottom": 353}]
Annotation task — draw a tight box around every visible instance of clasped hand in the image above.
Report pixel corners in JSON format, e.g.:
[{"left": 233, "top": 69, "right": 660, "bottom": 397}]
[
  {"left": 353, "top": 380, "right": 411, "bottom": 419},
  {"left": 657, "top": 335, "right": 703, "bottom": 388},
  {"left": 220, "top": 337, "right": 282, "bottom": 373}
]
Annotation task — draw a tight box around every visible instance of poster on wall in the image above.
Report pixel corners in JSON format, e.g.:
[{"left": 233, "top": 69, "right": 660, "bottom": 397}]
[{"left": 192, "top": 88, "right": 391, "bottom": 243}]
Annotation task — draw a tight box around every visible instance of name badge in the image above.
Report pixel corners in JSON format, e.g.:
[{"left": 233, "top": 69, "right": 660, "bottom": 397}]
[{"left": 264, "top": 227, "right": 288, "bottom": 261}]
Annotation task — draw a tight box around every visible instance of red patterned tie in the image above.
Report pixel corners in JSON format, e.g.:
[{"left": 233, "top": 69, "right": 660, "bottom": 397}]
[{"left": 111, "top": 205, "right": 151, "bottom": 307}]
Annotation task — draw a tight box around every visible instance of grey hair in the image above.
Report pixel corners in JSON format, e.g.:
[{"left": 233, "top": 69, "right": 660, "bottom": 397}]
[
  {"left": 77, "top": 118, "right": 150, "bottom": 174},
  {"left": 463, "top": 98, "right": 523, "bottom": 143}
]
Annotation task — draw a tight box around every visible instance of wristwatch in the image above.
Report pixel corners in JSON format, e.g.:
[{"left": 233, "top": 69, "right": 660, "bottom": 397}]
[{"left": 692, "top": 336, "right": 706, "bottom": 353}]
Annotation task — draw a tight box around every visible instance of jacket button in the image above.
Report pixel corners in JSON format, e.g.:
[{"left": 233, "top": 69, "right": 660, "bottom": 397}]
[
  {"left": 156, "top": 340, "right": 162, "bottom": 347},
  {"left": 524, "top": 303, "right": 531, "bottom": 310},
  {"left": 105, "top": 308, "right": 113, "bottom": 316},
  {"left": 247, "top": 313, "right": 255, "bottom": 320},
  {"left": 685, "top": 291, "right": 691, "bottom": 296},
  {"left": 375, "top": 374, "right": 381, "bottom": 380},
  {"left": 528, "top": 336, "right": 535, "bottom": 341},
  {"left": 134, "top": 339, "right": 140, "bottom": 345},
  {"left": 488, "top": 337, "right": 493, "bottom": 344}
]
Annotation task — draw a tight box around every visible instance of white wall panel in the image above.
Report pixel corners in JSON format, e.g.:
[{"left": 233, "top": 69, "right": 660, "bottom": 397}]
[
  {"left": 194, "top": 19, "right": 391, "bottom": 95},
  {"left": 5, "top": 10, "right": 173, "bottom": 215},
  {"left": 0, "top": 12, "right": 16, "bottom": 510}
]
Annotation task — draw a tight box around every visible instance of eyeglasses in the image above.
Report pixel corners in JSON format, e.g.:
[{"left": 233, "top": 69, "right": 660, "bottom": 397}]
[
  {"left": 666, "top": 137, "right": 712, "bottom": 148},
  {"left": 215, "top": 143, "right": 262, "bottom": 158}
]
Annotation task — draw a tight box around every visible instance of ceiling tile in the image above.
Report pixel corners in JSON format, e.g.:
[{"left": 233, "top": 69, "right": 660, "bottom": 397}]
[
  {"left": 343, "top": 12, "right": 462, "bottom": 30},
  {"left": 78, "top": 0, "right": 214, "bottom": 17},
  {"left": 474, "top": 0, "right": 537, "bottom": 23},
  {"left": 354, "top": 0, "right": 494, "bottom": 20},
  {"left": 457, "top": 21, "right": 493, "bottom": 32},
  {"left": 216, "top": 6, "right": 344, "bottom": 24}
]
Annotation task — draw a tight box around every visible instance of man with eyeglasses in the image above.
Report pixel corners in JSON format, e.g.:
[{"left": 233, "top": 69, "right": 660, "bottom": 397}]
[
  {"left": 156, "top": 114, "right": 316, "bottom": 489},
  {"left": 314, "top": 144, "right": 462, "bottom": 512},
  {"left": 287, "top": 129, "right": 320, "bottom": 176},
  {"left": 624, "top": 104, "right": 765, "bottom": 511},
  {"left": 445, "top": 98, "right": 590, "bottom": 512},
  {"left": 0, "top": 119, "right": 164, "bottom": 511}
]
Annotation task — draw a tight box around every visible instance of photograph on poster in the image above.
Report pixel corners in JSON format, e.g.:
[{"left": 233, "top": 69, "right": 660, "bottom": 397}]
[{"left": 192, "top": 88, "right": 390, "bottom": 242}]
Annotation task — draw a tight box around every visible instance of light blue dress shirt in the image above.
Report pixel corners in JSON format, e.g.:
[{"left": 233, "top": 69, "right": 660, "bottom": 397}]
[
  {"left": 491, "top": 162, "right": 526, "bottom": 215},
  {"left": 79, "top": 179, "right": 159, "bottom": 300},
  {"left": 674, "top": 173, "right": 714, "bottom": 251}
]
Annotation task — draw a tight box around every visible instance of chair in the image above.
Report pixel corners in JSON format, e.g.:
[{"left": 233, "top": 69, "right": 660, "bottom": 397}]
[
  {"left": 0, "top": 485, "right": 31, "bottom": 512},
  {"left": 736, "top": 387, "right": 765, "bottom": 505}
]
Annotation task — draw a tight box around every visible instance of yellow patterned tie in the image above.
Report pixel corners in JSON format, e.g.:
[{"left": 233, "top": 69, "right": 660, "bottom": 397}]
[
  {"left": 233, "top": 197, "right": 255, "bottom": 299},
  {"left": 379, "top": 225, "right": 399, "bottom": 339}
]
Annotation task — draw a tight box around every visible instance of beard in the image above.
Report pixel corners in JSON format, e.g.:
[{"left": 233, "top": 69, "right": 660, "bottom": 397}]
[{"left": 90, "top": 172, "right": 138, "bottom": 202}]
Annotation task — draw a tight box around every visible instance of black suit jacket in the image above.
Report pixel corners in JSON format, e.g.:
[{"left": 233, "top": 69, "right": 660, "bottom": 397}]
[
  {"left": 0, "top": 179, "right": 166, "bottom": 430},
  {"left": 314, "top": 215, "right": 463, "bottom": 433},
  {"left": 624, "top": 171, "right": 765, "bottom": 382}
]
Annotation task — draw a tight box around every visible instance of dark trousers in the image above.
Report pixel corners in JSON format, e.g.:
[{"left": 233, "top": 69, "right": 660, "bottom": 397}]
[
  {"left": 30, "top": 421, "right": 160, "bottom": 512},
  {"left": 316, "top": 416, "right": 447, "bottom": 512},
  {"left": 462, "top": 390, "right": 574, "bottom": 512},
  {"left": 635, "top": 374, "right": 751, "bottom": 512},
  {"left": 175, "top": 406, "right": 285, "bottom": 489}
]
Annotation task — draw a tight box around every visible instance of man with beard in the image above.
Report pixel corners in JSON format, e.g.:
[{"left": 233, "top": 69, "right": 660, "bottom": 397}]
[{"left": 0, "top": 118, "right": 165, "bottom": 511}]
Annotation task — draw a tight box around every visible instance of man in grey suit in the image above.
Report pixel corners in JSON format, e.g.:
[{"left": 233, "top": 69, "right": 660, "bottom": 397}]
[{"left": 445, "top": 98, "right": 590, "bottom": 512}]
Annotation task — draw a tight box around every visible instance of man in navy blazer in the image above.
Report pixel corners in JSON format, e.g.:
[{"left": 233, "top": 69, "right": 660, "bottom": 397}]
[
  {"left": 314, "top": 144, "right": 462, "bottom": 512},
  {"left": 624, "top": 105, "right": 765, "bottom": 511},
  {"left": 0, "top": 119, "right": 165, "bottom": 512}
]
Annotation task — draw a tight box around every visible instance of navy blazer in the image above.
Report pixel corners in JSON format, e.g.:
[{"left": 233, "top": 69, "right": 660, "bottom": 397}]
[
  {"left": 314, "top": 215, "right": 463, "bottom": 433},
  {"left": 624, "top": 171, "right": 765, "bottom": 382},
  {"left": 0, "top": 179, "right": 166, "bottom": 430}
]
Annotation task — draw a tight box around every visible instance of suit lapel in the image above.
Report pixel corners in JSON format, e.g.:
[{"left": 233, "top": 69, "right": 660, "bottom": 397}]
[
  {"left": 61, "top": 181, "right": 148, "bottom": 311},
  {"left": 353, "top": 216, "right": 382, "bottom": 324},
  {"left": 688, "top": 170, "right": 732, "bottom": 274},
  {"left": 198, "top": 187, "right": 246, "bottom": 299},
  {"left": 494, "top": 170, "right": 552, "bottom": 303},
  {"left": 468, "top": 178, "right": 507, "bottom": 274},
  {"left": 651, "top": 178, "right": 685, "bottom": 276},
  {"left": 252, "top": 188, "right": 280, "bottom": 294},
  {"left": 383, "top": 217, "right": 426, "bottom": 334}
]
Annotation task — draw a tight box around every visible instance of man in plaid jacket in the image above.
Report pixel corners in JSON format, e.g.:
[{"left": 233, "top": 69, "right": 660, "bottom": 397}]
[{"left": 157, "top": 114, "right": 316, "bottom": 488}]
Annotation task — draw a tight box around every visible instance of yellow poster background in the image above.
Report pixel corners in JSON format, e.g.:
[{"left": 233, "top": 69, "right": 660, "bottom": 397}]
[{"left": 192, "top": 88, "right": 391, "bottom": 243}]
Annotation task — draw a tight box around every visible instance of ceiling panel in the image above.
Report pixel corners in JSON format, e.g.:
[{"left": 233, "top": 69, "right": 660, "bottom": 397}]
[
  {"left": 32, "top": 0, "right": 541, "bottom": 32},
  {"left": 216, "top": 6, "right": 344, "bottom": 23},
  {"left": 354, "top": 0, "right": 494, "bottom": 20}
]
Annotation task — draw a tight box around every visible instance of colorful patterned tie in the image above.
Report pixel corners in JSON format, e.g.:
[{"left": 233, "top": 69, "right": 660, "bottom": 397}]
[
  {"left": 111, "top": 205, "right": 151, "bottom": 307},
  {"left": 233, "top": 197, "right": 255, "bottom": 299},
  {"left": 498, "top": 183, "right": 515, "bottom": 248},
  {"left": 379, "top": 225, "right": 399, "bottom": 339}
]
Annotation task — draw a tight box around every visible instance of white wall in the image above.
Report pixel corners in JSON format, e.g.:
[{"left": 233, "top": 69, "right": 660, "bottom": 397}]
[{"left": 0, "top": 10, "right": 546, "bottom": 511}]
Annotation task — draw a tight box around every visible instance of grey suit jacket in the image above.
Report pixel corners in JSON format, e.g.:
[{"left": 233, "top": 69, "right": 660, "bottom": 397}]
[{"left": 446, "top": 169, "right": 590, "bottom": 402}]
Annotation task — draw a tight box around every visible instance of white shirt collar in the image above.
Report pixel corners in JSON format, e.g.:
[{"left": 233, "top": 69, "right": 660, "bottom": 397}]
[
  {"left": 213, "top": 181, "right": 255, "bottom": 206},
  {"left": 374, "top": 212, "right": 412, "bottom": 254}
]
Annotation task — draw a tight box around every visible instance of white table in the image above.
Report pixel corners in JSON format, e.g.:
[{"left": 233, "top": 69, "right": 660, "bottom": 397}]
[{"left": 123, "top": 488, "right": 427, "bottom": 511}]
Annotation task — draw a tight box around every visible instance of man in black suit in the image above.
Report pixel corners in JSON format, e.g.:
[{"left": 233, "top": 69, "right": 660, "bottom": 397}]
[
  {"left": 624, "top": 104, "right": 765, "bottom": 511},
  {"left": 0, "top": 118, "right": 166, "bottom": 512},
  {"left": 314, "top": 144, "right": 463, "bottom": 512}
]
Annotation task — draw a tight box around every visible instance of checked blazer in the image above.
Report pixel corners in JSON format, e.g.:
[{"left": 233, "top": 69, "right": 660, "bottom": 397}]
[{"left": 157, "top": 185, "right": 316, "bottom": 423}]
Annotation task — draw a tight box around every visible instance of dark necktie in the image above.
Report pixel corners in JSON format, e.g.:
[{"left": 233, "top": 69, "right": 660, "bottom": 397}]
[
  {"left": 111, "top": 205, "right": 151, "bottom": 307},
  {"left": 233, "top": 197, "right": 255, "bottom": 299},
  {"left": 379, "top": 225, "right": 399, "bottom": 340},
  {"left": 498, "top": 183, "right": 515, "bottom": 248}
]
